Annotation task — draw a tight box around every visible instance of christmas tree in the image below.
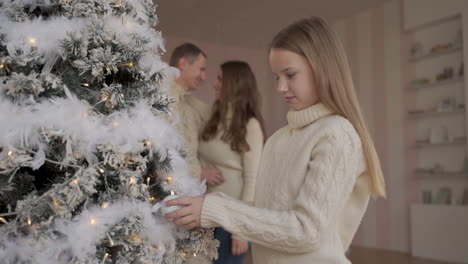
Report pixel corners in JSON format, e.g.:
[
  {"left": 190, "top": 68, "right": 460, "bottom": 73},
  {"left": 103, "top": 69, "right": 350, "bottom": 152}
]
[{"left": 0, "top": 0, "right": 218, "bottom": 263}]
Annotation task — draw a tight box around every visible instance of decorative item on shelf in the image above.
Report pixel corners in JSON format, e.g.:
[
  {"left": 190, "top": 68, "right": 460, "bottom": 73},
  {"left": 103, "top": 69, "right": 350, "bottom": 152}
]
[
  {"left": 435, "top": 187, "right": 452, "bottom": 205},
  {"left": 429, "top": 125, "right": 448, "bottom": 143},
  {"left": 422, "top": 190, "right": 432, "bottom": 204},
  {"left": 410, "top": 78, "right": 430, "bottom": 88},
  {"left": 437, "top": 96, "right": 456, "bottom": 112},
  {"left": 410, "top": 42, "right": 424, "bottom": 57},
  {"left": 415, "top": 164, "right": 444, "bottom": 174},
  {"left": 430, "top": 43, "right": 453, "bottom": 53},
  {"left": 436, "top": 67, "right": 454, "bottom": 81},
  {"left": 459, "top": 63, "right": 464, "bottom": 77}
]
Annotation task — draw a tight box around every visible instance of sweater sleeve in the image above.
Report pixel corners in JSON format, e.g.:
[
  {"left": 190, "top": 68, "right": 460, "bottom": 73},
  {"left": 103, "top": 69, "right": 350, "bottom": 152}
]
[
  {"left": 240, "top": 119, "right": 264, "bottom": 202},
  {"left": 200, "top": 131, "right": 364, "bottom": 253},
  {"left": 186, "top": 96, "right": 210, "bottom": 179}
]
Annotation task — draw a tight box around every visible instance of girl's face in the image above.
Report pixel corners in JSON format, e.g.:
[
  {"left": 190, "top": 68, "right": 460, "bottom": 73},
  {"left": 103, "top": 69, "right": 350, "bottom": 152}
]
[
  {"left": 213, "top": 69, "right": 222, "bottom": 99},
  {"left": 269, "top": 48, "right": 319, "bottom": 111}
]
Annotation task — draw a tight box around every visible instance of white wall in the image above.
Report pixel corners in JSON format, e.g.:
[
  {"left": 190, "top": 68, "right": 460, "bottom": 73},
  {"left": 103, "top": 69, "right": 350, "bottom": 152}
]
[{"left": 404, "top": 0, "right": 468, "bottom": 30}]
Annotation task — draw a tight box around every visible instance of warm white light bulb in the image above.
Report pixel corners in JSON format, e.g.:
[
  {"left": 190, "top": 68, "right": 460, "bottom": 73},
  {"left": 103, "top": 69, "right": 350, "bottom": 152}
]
[{"left": 28, "top": 37, "right": 37, "bottom": 45}]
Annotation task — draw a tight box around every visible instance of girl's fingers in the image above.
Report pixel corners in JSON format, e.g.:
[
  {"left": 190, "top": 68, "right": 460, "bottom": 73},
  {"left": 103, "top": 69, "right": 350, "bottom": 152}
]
[
  {"left": 232, "top": 242, "right": 239, "bottom": 255},
  {"left": 242, "top": 244, "right": 248, "bottom": 253},
  {"left": 174, "top": 215, "right": 194, "bottom": 226},
  {"left": 164, "top": 206, "right": 192, "bottom": 219},
  {"left": 166, "top": 196, "right": 192, "bottom": 207},
  {"left": 182, "top": 220, "right": 199, "bottom": 229}
]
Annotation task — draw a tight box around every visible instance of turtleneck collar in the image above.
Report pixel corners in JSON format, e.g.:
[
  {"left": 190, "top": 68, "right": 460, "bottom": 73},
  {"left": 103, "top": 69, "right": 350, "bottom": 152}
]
[{"left": 286, "top": 103, "right": 334, "bottom": 129}]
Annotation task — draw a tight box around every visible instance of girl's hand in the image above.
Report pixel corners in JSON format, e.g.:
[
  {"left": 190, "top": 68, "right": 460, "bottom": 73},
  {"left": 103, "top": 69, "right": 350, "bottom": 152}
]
[
  {"left": 164, "top": 195, "right": 205, "bottom": 229},
  {"left": 232, "top": 239, "right": 248, "bottom": 256}
]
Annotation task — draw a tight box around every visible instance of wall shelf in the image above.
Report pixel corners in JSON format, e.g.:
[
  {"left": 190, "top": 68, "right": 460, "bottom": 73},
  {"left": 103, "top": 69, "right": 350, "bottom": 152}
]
[
  {"left": 408, "top": 76, "right": 464, "bottom": 90},
  {"left": 414, "top": 137, "right": 466, "bottom": 148},
  {"left": 407, "top": 107, "right": 465, "bottom": 118},
  {"left": 414, "top": 169, "right": 468, "bottom": 179},
  {"left": 409, "top": 45, "right": 462, "bottom": 62}
]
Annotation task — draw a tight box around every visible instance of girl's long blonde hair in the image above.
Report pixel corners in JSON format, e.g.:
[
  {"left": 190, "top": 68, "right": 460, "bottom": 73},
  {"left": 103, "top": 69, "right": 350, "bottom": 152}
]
[{"left": 271, "top": 17, "right": 385, "bottom": 198}]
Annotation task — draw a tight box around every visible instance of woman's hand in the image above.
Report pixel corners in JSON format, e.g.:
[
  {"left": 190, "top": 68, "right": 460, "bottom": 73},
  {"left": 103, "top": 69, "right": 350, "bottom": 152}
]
[
  {"left": 231, "top": 239, "right": 248, "bottom": 256},
  {"left": 164, "top": 195, "right": 205, "bottom": 229},
  {"left": 201, "top": 167, "right": 225, "bottom": 186}
]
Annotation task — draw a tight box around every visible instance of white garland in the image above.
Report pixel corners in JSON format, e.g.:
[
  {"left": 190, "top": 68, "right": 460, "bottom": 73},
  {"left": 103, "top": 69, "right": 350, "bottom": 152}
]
[{"left": 0, "top": 201, "right": 175, "bottom": 264}]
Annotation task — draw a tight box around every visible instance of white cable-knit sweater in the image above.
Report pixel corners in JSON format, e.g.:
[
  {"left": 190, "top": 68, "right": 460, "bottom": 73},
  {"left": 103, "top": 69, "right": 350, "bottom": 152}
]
[
  {"left": 200, "top": 103, "right": 370, "bottom": 264},
  {"left": 199, "top": 117, "right": 263, "bottom": 202},
  {"left": 168, "top": 82, "right": 210, "bottom": 179}
]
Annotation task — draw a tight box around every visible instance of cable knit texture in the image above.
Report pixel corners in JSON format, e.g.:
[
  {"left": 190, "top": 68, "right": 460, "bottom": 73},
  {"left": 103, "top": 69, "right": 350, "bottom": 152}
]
[
  {"left": 200, "top": 103, "right": 370, "bottom": 264},
  {"left": 199, "top": 116, "right": 264, "bottom": 202},
  {"left": 168, "top": 82, "right": 210, "bottom": 179}
]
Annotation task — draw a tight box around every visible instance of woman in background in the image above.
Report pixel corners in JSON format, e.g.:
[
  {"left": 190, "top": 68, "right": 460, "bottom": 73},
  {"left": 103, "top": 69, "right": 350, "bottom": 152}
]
[{"left": 199, "top": 61, "right": 265, "bottom": 264}]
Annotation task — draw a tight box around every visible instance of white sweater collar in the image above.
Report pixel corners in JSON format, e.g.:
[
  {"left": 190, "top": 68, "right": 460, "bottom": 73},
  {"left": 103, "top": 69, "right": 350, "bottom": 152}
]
[
  {"left": 287, "top": 103, "right": 333, "bottom": 129},
  {"left": 170, "top": 81, "right": 189, "bottom": 99}
]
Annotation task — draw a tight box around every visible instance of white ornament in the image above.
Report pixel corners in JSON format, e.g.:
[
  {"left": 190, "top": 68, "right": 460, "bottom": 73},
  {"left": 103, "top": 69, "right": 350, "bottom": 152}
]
[{"left": 160, "top": 191, "right": 182, "bottom": 215}]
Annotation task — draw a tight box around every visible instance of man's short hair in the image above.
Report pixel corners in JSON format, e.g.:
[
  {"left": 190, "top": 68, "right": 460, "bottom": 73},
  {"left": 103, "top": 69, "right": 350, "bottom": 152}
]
[{"left": 169, "top": 43, "right": 207, "bottom": 68}]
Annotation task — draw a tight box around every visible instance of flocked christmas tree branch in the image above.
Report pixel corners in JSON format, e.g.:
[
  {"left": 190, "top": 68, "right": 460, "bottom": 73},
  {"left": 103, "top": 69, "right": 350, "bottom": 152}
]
[{"left": 0, "top": 0, "right": 219, "bottom": 263}]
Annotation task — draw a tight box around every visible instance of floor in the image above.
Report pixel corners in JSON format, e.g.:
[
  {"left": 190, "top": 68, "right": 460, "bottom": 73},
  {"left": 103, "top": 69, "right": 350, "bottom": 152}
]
[
  {"left": 348, "top": 246, "right": 459, "bottom": 264},
  {"left": 243, "top": 246, "right": 459, "bottom": 264}
]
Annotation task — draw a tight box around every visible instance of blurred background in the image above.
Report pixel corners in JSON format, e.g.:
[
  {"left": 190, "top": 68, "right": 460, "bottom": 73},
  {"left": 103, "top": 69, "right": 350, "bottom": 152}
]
[{"left": 157, "top": 0, "right": 468, "bottom": 263}]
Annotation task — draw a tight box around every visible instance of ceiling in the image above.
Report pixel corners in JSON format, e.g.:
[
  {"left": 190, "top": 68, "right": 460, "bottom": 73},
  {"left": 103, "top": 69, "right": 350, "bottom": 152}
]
[{"left": 156, "top": 0, "right": 391, "bottom": 48}]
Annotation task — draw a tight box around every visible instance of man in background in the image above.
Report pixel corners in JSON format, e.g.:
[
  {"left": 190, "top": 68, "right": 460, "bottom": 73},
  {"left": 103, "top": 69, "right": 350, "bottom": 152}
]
[{"left": 168, "top": 43, "right": 225, "bottom": 190}]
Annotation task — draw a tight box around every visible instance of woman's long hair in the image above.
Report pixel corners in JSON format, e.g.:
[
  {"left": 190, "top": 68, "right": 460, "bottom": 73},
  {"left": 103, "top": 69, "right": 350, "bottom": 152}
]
[
  {"left": 271, "top": 17, "right": 385, "bottom": 198},
  {"left": 202, "top": 61, "right": 265, "bottom": 152}
]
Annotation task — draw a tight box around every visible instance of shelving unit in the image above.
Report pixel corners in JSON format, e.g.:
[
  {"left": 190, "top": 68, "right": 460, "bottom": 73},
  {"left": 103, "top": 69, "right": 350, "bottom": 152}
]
[
  {"left": 405, "top": 12, "right": 468, "bottom": 264},
  {"left": 405, "top": 15, "right": 466, "bottom": 185}
]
